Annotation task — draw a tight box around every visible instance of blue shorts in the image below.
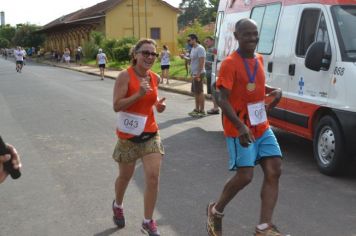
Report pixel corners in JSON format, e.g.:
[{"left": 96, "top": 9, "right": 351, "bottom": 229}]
[{"left": 226, "top": 128, "right": 282, "bottom": 170}]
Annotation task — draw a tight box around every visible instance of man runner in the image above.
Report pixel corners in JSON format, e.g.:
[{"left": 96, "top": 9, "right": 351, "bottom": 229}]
[{"left": 206, "top": 18, "right": 285, "bottom": 236}]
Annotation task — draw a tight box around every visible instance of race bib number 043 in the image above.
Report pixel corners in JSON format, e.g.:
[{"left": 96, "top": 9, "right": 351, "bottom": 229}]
[
  {"left": 117, "top": 112, "right": 147, "bottom": 136},
  {"left": 247, "top": 101, "right": 267, "bottom": 126}
]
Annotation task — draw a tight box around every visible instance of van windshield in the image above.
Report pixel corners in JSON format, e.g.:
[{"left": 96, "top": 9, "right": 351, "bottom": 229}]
[{"left": 331, "top": 5, "right": 356, "bottom": 62}]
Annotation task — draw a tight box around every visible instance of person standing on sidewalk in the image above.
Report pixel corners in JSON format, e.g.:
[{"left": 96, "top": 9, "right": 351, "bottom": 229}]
[
  {"left": 159, "top": 45, "right": 170, "bottom": 84},
  {"left": 206, "top": 18, "right": 284, "bottom": 236},
  {"left": 181, "top": 34, "right": 207, "bottom": 118},
  {"left": 112, "top": 38, "right": 166, "bottom": 236},
  {"left": 204, "top": 36, "right": 220, "bottom": 115},
  {"left": 96, "top": 48, "right": 108, "bottom": 80}
]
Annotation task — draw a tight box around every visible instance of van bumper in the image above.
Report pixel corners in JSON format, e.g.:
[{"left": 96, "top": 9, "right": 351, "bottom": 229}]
[{"left": 333, "top": 109, "right": 356, "bottom": 157}]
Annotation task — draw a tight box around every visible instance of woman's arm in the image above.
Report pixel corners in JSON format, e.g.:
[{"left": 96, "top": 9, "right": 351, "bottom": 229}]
[{"left": 113, "top": 71, "right": 151, "bottom": 112}]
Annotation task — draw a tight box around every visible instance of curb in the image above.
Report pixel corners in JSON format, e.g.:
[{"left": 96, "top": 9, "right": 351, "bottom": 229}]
[{"left": 39, "top": 60, "right": 212, "bottom": 99}]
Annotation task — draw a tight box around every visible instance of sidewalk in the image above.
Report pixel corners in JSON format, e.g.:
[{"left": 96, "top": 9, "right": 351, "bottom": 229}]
[{"left": 40, "top": 60, "right": 209, "bottom": 98}]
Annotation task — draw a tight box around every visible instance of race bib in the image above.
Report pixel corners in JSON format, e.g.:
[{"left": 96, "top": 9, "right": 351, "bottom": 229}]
[
  {"left": 247, "top": 101, "right": 267, "bottom": 126},
  {"left": 116, "top": 112, "right": 147, "bottom": 136}
]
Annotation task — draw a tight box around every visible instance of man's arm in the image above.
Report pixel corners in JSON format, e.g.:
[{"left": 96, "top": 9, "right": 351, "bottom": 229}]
[
  {"left": 217, "top": 87, "right": 255, "bottom": 147},
  {"left": 265, "top": 85, "right": 282, "bottom": 113}
]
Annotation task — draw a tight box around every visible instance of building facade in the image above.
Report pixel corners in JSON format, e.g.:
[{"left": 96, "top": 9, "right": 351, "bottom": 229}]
[{"left": 39, "top": 0, "right": 180, "bottom": 55}]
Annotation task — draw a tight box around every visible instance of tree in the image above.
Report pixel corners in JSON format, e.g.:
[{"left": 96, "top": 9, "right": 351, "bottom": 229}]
[
  {"left": 0, "top": 25, "right": 16, "bottom": 44},
  {"left": 178, "top": 0, "right": 207, "bottom": 29},
  {"left": 12, "top": 24, "right": 45, "bottom": 48},
  {"left": 178, "top": 0, "right": 219, "bottom": 29},
  {"left": 177, "top": 20, "right": 214, "bottom": 49},
  {"left": 0, "top": 38, "right": 10, "bottom": 48}
]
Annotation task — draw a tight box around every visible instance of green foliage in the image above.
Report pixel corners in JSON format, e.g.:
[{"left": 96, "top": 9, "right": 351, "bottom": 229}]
[
  {"left": 116, "top": 37, "right": 137, "bottom": 46},
  {"left": 90, "top": 31, "right": 105, "bottom": 46},
  {"left": 113, "top": 43, "right": 134, "bottom": 62},
  {"left": 0, "top": 25, "right": 16, "bottom": 43},
  {"left": 0, "top": 38, "right": 10, "bottom": 48},
  {"left": 177, "top": 21, "right": 214, "bottom": 49},
  {"left": 102, "top": 37, "right": 138, "bottom": 62},
  {"left": 83, "top": 41, "right": 99, "bottom": 60},
  {"left": 12, "top": 24, "right": 45, "bottom": 48},
  {"left": 178, "top": 0, "right": 218, "bottom": 29},
  {"left": 102, "top": 38, "right": 118, "bottom": 59}
]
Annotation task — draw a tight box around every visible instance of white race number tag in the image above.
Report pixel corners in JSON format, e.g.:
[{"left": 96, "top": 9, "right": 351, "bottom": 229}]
[
  {"left": 247, "top": 101, "right": 267, "bottom": 126},
  {"left": 116, "top": 112, "right": 147, "bottom": 136}
]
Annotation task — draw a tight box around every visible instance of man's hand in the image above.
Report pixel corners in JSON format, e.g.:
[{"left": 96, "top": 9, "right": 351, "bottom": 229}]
[
  {"left": 0, "top": 144, "right": 21, "bottom": 184},
  {"left": 238, "top": 124, "right": 255, "bottom": 147},
  {"left": 156, "top": 97, "right": 166, "bottom": 113},
  {"left": 193, "top": 74, "right": 201, "bottom": 82}
]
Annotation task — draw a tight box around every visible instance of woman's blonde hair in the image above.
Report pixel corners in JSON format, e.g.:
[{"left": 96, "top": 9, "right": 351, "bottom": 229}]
[{"left": 130, "top": 38, "right": 157, "bottom": 66}]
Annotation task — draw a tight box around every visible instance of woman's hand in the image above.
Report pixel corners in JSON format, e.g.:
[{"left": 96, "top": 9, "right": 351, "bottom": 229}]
[{"left": 139, "top": 78, "right": 152, "bottom": 96}]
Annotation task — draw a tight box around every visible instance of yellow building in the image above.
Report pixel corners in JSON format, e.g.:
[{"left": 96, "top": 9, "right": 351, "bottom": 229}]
[{"left": 39, "top": 0, "right": 180, "bottom": 55}]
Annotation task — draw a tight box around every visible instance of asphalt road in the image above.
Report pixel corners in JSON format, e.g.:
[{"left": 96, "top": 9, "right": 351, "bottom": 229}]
[{"left": 1, "top": 58, "right": 356, "bottom": 236}]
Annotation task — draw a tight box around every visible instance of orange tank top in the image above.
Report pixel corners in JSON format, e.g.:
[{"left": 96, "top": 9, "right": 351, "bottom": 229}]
[{"left": 116, "top": 67, "right": 158, "bottom": 139}]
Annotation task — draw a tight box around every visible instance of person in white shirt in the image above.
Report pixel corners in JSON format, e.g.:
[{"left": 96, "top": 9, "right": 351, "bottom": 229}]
[
  {"left": 14, "top": 46, "right": 25, "bottom": 73},
  {"left": 96, "top": 48, "right": 108, "bottom": 80},
  {"left": 159, "top": 45, "right": 170, "bottom": 84}
]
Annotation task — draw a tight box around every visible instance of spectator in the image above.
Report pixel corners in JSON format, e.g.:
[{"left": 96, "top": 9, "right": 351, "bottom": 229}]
[
  {"left": 181, "top": 34, "right": 207, "bottom": 118},
  {"left": 204, "top": 36, "right": 220, "bottom": 115},
  {"left": 159, "top": 45, "right": 170, "bottom": 84}
]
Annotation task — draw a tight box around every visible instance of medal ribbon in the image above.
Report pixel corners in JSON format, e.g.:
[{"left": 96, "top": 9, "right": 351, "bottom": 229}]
[{"left": 237, "top": 48, "right": 258, "bottom": 84}]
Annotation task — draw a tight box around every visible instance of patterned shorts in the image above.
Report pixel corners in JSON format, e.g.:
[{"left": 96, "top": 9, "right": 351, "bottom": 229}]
[{"left": 112, "top": 133, "right": 165, "bottom": 163}]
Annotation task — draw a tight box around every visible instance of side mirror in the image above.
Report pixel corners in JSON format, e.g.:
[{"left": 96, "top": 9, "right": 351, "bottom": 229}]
[{"left": 305, "top": 42, "right": 326, "bottom": 71}]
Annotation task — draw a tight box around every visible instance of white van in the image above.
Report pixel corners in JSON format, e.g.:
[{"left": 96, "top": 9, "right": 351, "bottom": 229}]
[{"left": 212, "top": 0, "right": 356, "bottom": 175}]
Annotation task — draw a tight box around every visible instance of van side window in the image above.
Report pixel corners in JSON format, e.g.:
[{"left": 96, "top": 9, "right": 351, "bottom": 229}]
[
  {"left": 316, "top": 14, "right": 331, "bottom": 57},
  {"left": 296, "top": 9, "right": 321, "bottom": 56},
  {"left": 251, "top": 4, "right": 281, "bottom": 54}
]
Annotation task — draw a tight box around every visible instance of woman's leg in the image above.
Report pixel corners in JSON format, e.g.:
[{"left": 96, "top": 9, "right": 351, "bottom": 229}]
[
  {"left": 115, "top": 161, "right": 136, "bottom": 205},
  {"left": 142, "top": 153, "right": 162, "bottom": 219}
]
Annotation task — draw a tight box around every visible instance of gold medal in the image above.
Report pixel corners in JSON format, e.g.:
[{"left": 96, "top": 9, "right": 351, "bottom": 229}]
[{"left": 246, "top": 83, "right": 256, "bottom": 91}]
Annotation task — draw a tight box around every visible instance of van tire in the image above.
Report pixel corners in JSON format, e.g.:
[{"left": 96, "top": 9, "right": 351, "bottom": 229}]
[{"left": 313, "top": 115, "right": 346, "bottom": 175}]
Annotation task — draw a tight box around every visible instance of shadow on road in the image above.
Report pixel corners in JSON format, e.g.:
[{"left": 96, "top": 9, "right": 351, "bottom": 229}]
[{"left": 93, "top": 227, "right": 119, "bottom": 236}]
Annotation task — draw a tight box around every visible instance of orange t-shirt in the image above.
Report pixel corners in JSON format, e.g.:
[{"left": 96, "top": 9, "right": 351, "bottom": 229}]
[
  {"left": 116, "top": 67, "right": 159, "bottom": 139},
  {"left": 216, "top": 51, "right": 269, "bottom": 138}
]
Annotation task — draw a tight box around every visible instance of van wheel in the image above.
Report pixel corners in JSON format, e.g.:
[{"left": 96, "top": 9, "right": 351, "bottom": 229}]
[{"left": 313, "top": 115, "right": 346, "bottom": 175}]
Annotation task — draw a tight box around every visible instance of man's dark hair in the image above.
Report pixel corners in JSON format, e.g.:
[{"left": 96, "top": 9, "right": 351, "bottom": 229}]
[
  {"left": 188, "top": 34, "right": 198, "bottom": 41},
  {"left": 206, "top": 36, "right": 214, "bottom": 41},
  {"left": 235, "top": 18, "right": 254, "bottom": 32}
]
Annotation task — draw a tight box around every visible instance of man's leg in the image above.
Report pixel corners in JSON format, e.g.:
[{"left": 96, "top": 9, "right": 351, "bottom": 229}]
[
  {"left": 198, "top": 92, "right": 205, "bottom": 112},
  {"left": 214, "top": 167, "right": 254, "bottom": 212},
  {"left": 259, "top": 157, "right": 282, "bottom": 224}
]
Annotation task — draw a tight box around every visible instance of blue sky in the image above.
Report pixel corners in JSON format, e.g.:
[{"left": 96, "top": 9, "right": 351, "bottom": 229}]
[{"left": 0, "top": 0, "right": 181, "bottom": 26}]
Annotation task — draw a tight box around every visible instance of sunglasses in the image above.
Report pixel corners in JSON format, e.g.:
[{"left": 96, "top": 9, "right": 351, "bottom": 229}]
[{"left": 137, "top": 50, "right": 159, "bottom": 58}]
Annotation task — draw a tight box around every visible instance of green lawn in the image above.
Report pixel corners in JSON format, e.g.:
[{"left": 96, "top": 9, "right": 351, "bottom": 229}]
[{"left": 84, "top": 56, "right": 189, "bottom": 79}]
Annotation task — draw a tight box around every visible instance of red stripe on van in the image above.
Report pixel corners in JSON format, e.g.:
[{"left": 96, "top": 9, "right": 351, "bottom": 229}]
[{"left": 268, "top": 97, "right": 320, "bottom": 140}]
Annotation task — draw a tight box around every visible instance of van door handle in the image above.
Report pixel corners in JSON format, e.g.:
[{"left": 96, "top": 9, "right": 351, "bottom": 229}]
[
  {"left": 267, "top": 62, "right": 273, "bottom": 73},
  {"left": 289, "top": 64, "right": 295, "bottom": 76}
]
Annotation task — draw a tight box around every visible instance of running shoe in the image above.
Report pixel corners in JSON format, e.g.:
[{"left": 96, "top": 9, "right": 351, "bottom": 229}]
[
  {"left": 206, "top": 202, "right": 223, "bottom": 236},
  {"left": 198, "top": 111, "right": 207, "bottom": 117},
  {"left": 112, "top": 200, "right": 125, "bottom": 228},
  {"left": 141, "top": 219, "right": 160, "bottom": 236},
  {"left": 207, "top": 109, "right": 220, "bottom": 115},
  {"left": 188, "top": 109, "right": 200, "bottom": 117},
  {"left": 255, "top": 224, "right": 284, "bottom": 236}
]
